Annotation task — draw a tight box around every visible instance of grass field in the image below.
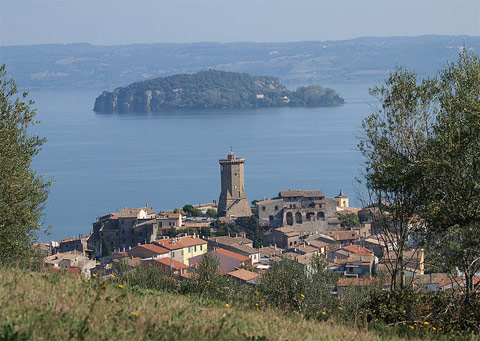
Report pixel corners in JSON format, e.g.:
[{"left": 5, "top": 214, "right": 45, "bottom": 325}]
[{"left": 0, "top": 268, "right": 397, "bottom": 340}]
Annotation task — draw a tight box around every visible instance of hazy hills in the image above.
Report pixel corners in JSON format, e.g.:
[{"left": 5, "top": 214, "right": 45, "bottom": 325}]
[{"left": 1, "top": 35, "right": 479, "bottom": 90}]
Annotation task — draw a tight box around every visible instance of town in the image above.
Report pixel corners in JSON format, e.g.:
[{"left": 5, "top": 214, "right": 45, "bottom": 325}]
[{"left": 38, "top": 149, "right": 464, "bottom": 296}]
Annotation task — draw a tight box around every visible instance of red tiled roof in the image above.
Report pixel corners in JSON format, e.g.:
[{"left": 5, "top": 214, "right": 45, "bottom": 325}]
[
  {"left": 228, "top": 268, "right": 260, "bottom": 281},
  {"left": 133, "top": 244, "right": 170, "bottom": 255},
  {"left": 152, "top": 257, "right": 188, "bottom": 269},
  {"left": 215, "top": 248, "right": 250, "bottom": 262},
  {"left": 342, "top": 245, "right": 373, "bottom": 254},
  {"left": 155, "top": 236, "right": 207, "bottom": 250}
]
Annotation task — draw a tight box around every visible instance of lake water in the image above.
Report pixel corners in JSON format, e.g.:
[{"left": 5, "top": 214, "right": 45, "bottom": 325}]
[{"left": 29, "top": 83, "right": 377, "bottom": 242}]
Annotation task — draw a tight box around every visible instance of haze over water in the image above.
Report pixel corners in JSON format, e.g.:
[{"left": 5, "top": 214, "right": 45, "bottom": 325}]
[{"left": 30, "top": 83, "right": 375, "bottom": 242}]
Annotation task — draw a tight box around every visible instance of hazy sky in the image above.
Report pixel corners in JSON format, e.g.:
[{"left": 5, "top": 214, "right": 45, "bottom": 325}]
[{"left": 1, "top": 0, "right": 479, "bottom": 46}]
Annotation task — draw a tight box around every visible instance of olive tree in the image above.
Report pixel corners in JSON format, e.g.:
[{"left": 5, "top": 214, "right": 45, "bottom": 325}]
[
  {"left": 358, "top": 67, "right": 437, "bottom": 289},
  {"left": 0, "top": 64, "right": 51, "bottom": 267}
]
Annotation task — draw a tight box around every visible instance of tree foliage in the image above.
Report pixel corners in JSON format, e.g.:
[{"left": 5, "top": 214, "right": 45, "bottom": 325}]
[
  {"left": 0, "top": 64, "right": 51, "bottom": 267},
  {"left": 338, "top": 213, "right": 360, "bottom": 227},
  {"left": 359, "top": 51, "right": 480, "bottom": 299},
  {"left": 94, "top": 70, "right": 344, "bottom": 113}
]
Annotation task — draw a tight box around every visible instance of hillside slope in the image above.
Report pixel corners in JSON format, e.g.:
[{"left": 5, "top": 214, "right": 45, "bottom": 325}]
[{"left": 0, "top": 268, "right": 383, "bottom": 340}]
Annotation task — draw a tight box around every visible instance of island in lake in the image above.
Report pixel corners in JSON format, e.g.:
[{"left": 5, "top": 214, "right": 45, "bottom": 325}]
[{"left": 93, "top": 70, "right": 344, "bottom": 113}]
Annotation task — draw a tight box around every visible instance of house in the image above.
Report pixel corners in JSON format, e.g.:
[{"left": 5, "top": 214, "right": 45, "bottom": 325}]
[
  {"left": 228, "top": 268, "right": 260, "bottom": 284},
  {"left": 382, "top": 249, "right": 425, "bottom": 276},
  {"left": 148, "top": 257, "right": 189, "bottom": 276},
  {"left": 58, "top": 234, "right": 90, "bottom": 255},
  {"left": 44, "top": 251, "right": 96, "bottom": 278},
  {"left": 189, "top": 248, "right": 251, "bottom": 272},
  {"left": 206, "top": 236, "right": 260, "bottom": 264},
  {"left": 255, "top": 190, "right": 337, "bottom": 231},
  {"left": 332, "top": 230, "right": 361, "bottom": 247},
  {"left": 418, "top": 273, "right": 450, "bottom": 292},
  {"left": 127, "top": 243, "right": 170, "bottom": 260},
  {"left": 154, "top": 235, "right": 207, "bottom": 265},
  {"left": 263, "top": 227, "right": 300, "bottom": 249}
]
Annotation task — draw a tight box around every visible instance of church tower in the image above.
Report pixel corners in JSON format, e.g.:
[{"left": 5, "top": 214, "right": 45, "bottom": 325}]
[{"left": 218, "top": 150, "right": 252, "bottom": 218}]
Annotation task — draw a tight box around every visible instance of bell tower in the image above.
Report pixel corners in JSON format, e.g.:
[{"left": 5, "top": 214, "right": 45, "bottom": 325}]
[{"left": 218, "top": 149, "right": 252, "bottom": 218}]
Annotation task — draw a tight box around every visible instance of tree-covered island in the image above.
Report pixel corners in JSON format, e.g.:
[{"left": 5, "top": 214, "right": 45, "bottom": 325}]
[{"left": 93, "top": 70, "right": 344, "bottom": 113}]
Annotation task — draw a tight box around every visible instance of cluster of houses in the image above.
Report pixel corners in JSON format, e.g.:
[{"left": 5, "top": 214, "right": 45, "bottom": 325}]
[{"left": 39, "top": 152, "right": 478, "bottom": 295}]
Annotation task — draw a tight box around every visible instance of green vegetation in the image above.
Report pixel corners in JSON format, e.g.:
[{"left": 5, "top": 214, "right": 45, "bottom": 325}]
[
  {"left": 182, "top": 204, "right": 203, "bottom": 217},
  {"left": 359, "top": 51, "right": 480, "bottom": 332},
  {"left": 338, "top": 213, "right": 360, "bottom": 227},
  {"left": 1, "top": 267, "right": 388, "bottom": 340},
  {"left": 206, "top": 208, "right": 217, "bottom": 217},
  {"left": 0, "top": 65, "right": 51, "bottom": 268},
  {"left": 93, "top": 70, "right": 343, "bottom": 113}
]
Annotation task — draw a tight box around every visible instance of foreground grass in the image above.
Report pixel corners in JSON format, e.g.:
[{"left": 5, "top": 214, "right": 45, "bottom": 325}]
[{"left": 0, "top": 268, "right": 391, "bottom": 340}]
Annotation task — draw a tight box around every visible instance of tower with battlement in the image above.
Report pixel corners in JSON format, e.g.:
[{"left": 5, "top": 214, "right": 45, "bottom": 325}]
[{"left": 218, "top": 151, "right": 252, "bottom": 218}]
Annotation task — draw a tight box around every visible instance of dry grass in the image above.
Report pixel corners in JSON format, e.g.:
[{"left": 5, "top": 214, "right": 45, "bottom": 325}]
[{"left": 0, "top": 268, "right": 394, "bottom": 340}]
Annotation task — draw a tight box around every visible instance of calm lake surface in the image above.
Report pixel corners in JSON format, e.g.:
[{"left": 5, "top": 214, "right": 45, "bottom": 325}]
[{"left": 29, "top": 83, "right": 376, "bottom": 241}]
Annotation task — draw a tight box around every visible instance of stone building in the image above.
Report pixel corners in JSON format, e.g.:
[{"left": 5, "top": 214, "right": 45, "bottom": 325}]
[
  {"left": 256, "top": 189, "right": 337, "bottom": 232},
  {"left": 218, "top": 151, "right": 252, "bottom": 218},
  {"left": 87, "top": 206, "right": 184, "bottom": 257}
]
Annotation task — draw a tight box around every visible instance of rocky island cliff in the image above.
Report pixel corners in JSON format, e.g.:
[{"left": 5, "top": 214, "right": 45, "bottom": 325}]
[{"left": 93, "top": 70, "right": 344, "bottom": 113}]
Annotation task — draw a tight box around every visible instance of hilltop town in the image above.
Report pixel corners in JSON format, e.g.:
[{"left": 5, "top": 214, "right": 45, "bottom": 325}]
[{"left": 39, "top": 150, "right": 460, "bottom": 295}]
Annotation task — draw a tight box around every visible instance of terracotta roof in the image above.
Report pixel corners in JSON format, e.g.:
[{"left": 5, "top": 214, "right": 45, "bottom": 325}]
[
  {"left": 306, "top": 240, "right": 329, "bottom": 250},
  {"left": 155, "top": 236, "right": 207, "bottom": 250},
  {"left": 215, "top": 248, "right": 250, "bottom": 262},
  {"left": 259, "top": 245, "right": 283, "bottom": 258},
  {"left": 152, "top": 257, "right": 188, "bottom": 269},
  {"left": 279, "top": 190, "right": 324, "bottom": 198},
  {"left": 297, "top": 245, "right": 317, "bottom": 253},
  {"left": 343, "top": 245, "right": 373, "bottom": 254},
  {"left": 208, "top": 236, "right": 253, "bottom": 246},
  {"left": 284, "top": 231, "right": 299, "bottom": 237},
  {"left": 228, "top": 269, "right": 260, "bottom": 281},
  {"left": 119, "top": 206, "right": 156, "bottom": 218},
  {"left": 333, "top": 230, "right": 360, "bottom": 241},
  {"left": 337, "top": 277, "right": 375, "bottom": 287},
  {"left": 42, "top": 266, "right": 81, "bottom": 276},
  {"left": 130, "top": 244, "right": 170, "bottom": 255},
  {"left": 420, "top": 273, "right": 450, "bottom": 285}
]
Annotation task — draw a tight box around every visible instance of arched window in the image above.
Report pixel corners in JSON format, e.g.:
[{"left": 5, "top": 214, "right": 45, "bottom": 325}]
[
  {"left": 295, "top": 212, "right": 302, "bottom": 224},
  {"left": 306, "top": 212, "right": 315, "bottom": 221},
  {"left": 286, "top": 212, "right": 293, "bottom": 225},
  {"left": 317, "top": 212, "right": 325, "bottom": 221}
]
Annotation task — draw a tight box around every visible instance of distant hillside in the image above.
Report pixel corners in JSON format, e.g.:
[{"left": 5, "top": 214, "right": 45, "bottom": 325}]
[
  {"left": 0, "top": 268, "right": 384, "bottom": 340},
  {"left": 1, "top": 36, "right": 479, "bottom": 90},
  {"left": 93, "top": 70, "right": 344, "bottom": 113}
]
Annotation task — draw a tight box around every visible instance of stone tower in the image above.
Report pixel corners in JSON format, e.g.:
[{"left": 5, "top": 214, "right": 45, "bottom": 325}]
[{"left": 218, "top": 150, "right": 252, "bottom": 218}]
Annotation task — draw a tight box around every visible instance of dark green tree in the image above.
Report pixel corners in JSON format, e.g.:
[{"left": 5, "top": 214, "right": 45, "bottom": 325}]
[
  {"left": 338, "top": 213, "right": 360, "bottom": 227},
  {"left": 206, "top": 208, "right": 217, "bottom": 217},
  {"left": 0, "top": 65, "right": 52, "bottom": 267}
]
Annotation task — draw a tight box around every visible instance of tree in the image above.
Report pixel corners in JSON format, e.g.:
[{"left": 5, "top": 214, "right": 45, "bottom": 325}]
[
  {"left": 237, "top": 215, "right": 264, "bottom": 248},
  {"left": 338, "top": 213, "right": 360, "bottom": 227},
  {"left": 358, "top": 66, "right": 436, "bottom": 290},
  {"left": 423, "top": 51, "right": 480, "bottom": 305},
  {"left": 0, "top": 65, "right": 51, "bottom": 267},
  {"left": 206, "top": 208, "right": 217, "bottom": 217},
  {"left": 182, "top": 204, "right": 202, "bottom": 217}
]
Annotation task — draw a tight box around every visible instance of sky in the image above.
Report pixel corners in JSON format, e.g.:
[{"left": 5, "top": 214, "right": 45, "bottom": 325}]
[{"left": 1, "top": 0, "right": 479, "bottom": 46}]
